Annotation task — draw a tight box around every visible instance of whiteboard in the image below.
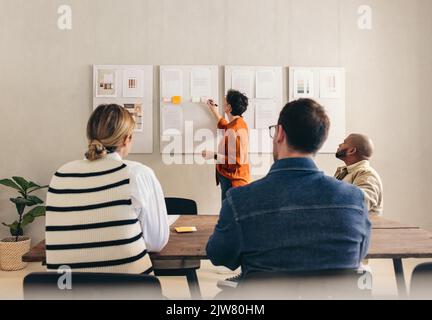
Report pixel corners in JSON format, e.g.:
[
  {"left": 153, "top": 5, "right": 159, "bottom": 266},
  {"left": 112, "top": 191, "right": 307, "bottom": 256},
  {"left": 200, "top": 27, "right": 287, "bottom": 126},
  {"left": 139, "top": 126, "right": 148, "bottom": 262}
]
[
  {"left": 225, "top": 66, "right": 283, "bottom": 154},
  {"left": 160, "top": 65, "right": 219, "bottom": 155},
  {"left": 93, "top": 65, "right": 153, "bottom": 154},
  {"left": 288, "top": 67, "right": 346, "bottom": 154}
]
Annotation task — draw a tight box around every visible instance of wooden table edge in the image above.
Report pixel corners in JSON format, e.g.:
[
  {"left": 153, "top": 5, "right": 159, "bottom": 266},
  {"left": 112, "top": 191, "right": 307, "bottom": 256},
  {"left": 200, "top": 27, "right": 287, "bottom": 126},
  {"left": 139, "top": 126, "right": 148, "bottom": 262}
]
[{"left": 22, "top": 215, "right": 432, "bottom": 263}]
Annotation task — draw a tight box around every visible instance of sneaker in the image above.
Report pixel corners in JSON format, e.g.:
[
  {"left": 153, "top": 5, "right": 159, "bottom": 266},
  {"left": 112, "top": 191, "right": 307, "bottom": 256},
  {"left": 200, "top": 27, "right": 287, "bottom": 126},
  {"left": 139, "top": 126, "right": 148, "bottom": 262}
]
[{"left": 217, "top": 273, "right": 243, "bottom": 289}]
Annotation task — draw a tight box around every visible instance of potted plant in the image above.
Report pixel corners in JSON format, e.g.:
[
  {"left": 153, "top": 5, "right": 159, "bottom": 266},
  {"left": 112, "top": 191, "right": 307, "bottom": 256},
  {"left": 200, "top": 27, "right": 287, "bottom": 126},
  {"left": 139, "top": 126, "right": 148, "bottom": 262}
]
[{"left": 0, "top": 177, "right": 47, "bottom": 271}]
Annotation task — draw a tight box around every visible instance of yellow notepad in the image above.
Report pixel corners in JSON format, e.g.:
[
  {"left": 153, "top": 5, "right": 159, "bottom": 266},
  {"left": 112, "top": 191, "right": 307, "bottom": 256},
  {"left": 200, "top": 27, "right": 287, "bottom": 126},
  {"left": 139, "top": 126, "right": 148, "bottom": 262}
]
[{"left": 175, "top": 226, "right": 197, "bottom": 233}]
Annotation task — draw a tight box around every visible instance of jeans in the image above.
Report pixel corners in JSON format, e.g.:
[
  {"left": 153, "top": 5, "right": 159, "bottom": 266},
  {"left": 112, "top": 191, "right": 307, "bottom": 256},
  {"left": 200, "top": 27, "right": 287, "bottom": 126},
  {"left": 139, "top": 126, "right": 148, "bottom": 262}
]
[{"left": 217, "top": 172, "right": 232, "bottom": 203}]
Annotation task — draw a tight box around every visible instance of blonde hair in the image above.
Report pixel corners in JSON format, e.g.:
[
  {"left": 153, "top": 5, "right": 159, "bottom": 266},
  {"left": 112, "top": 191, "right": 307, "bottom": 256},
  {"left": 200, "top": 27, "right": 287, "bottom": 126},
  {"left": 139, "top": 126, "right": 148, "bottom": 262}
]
[{"left": 85, "top": 104, "right": 135, "bottom": 161}]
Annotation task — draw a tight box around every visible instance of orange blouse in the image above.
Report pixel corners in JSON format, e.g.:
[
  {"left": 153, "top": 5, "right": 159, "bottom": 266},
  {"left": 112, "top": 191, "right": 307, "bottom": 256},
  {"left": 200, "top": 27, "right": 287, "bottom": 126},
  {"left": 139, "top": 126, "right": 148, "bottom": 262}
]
[{"left": 216, "top": 117, "right": 251, "bottom": 188}]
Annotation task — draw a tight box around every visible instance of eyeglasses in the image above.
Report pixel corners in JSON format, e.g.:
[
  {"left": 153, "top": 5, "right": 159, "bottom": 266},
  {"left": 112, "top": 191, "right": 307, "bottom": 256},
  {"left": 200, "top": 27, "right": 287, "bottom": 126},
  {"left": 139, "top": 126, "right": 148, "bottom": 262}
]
[{"left": 269, "top": 125, "right": 278, "bottom": 138}]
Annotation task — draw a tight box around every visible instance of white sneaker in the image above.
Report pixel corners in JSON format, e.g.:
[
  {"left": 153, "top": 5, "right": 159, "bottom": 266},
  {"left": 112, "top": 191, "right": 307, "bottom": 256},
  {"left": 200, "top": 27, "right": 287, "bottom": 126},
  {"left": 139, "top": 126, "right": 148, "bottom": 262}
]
[{"left": 217, "top": 273, "right": 243, "bottom": 289}]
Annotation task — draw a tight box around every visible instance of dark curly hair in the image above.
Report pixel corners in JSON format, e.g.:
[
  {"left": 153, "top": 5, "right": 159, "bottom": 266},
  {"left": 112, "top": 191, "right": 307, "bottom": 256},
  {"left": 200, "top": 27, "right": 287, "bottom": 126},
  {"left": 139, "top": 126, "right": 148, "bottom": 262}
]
[{"left": 226, "top": 89, "right": 248, "bottom": 116}]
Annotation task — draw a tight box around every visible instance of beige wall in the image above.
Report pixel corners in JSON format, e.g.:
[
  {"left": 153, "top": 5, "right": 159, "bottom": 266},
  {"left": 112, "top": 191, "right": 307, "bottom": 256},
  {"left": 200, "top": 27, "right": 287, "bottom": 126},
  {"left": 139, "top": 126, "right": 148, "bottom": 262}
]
[{"left": 1, "top": 0, "right": 431, "bottom": 243}]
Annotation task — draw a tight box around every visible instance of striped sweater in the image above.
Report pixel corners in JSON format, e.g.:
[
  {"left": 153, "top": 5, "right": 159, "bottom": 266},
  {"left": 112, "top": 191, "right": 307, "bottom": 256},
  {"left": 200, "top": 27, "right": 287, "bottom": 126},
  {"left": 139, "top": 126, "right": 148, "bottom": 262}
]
[{"left": 45, "top": 158, "right": 153, "bottom": 274}]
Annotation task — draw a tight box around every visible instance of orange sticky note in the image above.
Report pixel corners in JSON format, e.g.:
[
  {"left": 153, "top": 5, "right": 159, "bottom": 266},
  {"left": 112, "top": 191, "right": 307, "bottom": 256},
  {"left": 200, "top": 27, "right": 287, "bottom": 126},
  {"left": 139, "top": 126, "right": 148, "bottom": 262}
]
[
  {"left": 171, "top": 96, "right": 182, "bottom": 105},
  {"left": 175, "top": 227, "right": 197, "bottom": 233}
]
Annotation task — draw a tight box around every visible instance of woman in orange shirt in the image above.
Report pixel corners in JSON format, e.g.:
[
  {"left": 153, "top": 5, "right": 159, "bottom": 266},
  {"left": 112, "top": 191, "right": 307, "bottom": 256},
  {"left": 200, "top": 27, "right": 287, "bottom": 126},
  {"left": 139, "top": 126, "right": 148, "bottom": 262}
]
[{"left": 202, "top": 90, "right": 251, "bottom": 203}]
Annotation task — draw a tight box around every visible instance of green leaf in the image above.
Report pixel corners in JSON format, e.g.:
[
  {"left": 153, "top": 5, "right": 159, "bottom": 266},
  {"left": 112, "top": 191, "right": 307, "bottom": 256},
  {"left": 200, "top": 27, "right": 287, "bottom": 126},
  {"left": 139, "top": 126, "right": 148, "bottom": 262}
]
[
  {"left": 27, "top": 195, "right": 44, "bottom": 205},
  {"left": 21, "top": 206, "right": 46, "bottom": 227},
  {"left": 27, "top": 181, "right": 49, "bottom": 194},
  {"left": 10, "top": 197, "right": 34, "bottom": 206},
  {"left": 0, "top": 179, "right": 22, "bottom": 191},
  {"left": 9, "top": 222, "right": 19, "bottom": 236},
  {"left": 15, "top": 203, "right": 25, "bottom": 215},
  {"left": 11, "top": 226, "right": 23, "bottom": 237},
  {"left": 28, "top": 181, "right": 41, "bottom": 189},
  {"left": 27, "top": 206, "right": 46, "bottom": 217},
  {"left": 21, "top": 214, "right": 35, "bottom": 226},
  {"left": 2, "top": 221, "right": 23, "bottom": 237},
  {"left": 12, "top": 177, "right": 30, "bottom": 192},
  {"left": 10, "top": 196, "right": 43, "bottom": 207}
]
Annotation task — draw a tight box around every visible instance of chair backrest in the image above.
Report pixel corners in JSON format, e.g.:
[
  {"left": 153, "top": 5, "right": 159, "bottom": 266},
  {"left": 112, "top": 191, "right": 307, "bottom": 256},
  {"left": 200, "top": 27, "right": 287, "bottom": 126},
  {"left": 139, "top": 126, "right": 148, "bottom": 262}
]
[
  {"left": 165, "top": 198, "right": 197, "bottom": 215},
  {"left": 234, "top": 269, "right": 372, "bottom": 300},
  {"left": 410, "top": 263, "right": 432, "bottom": 299},
  {"left": 23, "top": 272, "right": 163, "bottom": 300}
]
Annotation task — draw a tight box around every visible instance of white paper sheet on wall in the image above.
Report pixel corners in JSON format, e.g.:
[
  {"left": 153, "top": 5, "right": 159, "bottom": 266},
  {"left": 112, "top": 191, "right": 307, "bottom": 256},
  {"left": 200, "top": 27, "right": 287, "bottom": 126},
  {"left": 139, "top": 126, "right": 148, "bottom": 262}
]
[
  {"left": 320, "top": 69, "right": 341, "bottom": 99},
  {"left": 162, "top": 104, "right": 184, "bottom": 136},
  {"left": 289, "top": 67, "right": 345, "bottom": 154},
  {"left": 123, "top": 69, "right": 144, "bottom": 98},
  {"left": 161, "top": 69, "right": 183, "bottom": 99},
  {"left": 94, "top": 65, "right": 154, "bottom": 154},
  {"left": 232, "top": 70, "right": 254, "bottom": 98},
  {"left": 255, "top": 100, "right": 277, "bottom": 129},
  {"left": 190, "top": 68, "right": 212, "bottom": 99},
  {"left": 293, "top": 69, "right": 314, "bottom": 98},
  {"left": 124, "top": 103, "right": 144, "bottom": 132},
  {"left": 256, "top": 70, "right": 275, "bottom": 99},
  {"left": 104, "top": 73, "right": 114, "bottom": 83},
  {"left": 242, "top": 101, "right": 255, "bottom": 129},
  {"left": 96, "top": 69, "right": 117, "bottom": 97}
]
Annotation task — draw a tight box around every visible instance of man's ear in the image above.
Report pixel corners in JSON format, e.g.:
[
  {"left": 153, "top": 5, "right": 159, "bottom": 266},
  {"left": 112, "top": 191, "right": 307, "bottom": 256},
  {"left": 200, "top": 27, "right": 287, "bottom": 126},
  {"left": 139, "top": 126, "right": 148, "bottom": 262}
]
[
  {"left": 276, "top": 125, "right": 285, "bottom": 144},
  {"left": 347, "top": 147, "right": 357, "bottom": 156}
]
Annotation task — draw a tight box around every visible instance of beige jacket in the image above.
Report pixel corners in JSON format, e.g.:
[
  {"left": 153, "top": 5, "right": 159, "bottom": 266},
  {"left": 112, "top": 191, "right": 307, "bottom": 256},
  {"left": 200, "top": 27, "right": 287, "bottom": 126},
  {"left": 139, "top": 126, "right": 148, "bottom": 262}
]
[{"left": 334, "top": 160, "right": 384, "bottom": 216}]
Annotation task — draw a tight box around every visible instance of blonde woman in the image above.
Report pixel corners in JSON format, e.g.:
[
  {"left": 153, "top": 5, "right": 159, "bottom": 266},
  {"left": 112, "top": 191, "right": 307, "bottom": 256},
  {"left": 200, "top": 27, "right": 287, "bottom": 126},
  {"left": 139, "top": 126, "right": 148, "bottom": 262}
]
[{"left": 45, "top": 104, "right": 169, "bottom": 274}]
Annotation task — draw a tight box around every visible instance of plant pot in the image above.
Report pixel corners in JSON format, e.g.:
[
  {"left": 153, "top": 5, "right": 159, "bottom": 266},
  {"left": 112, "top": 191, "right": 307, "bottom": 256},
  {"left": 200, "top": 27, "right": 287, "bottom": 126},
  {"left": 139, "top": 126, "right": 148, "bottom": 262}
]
[{"left": 0, "top": 237, "right": 31, "bottom": 271}]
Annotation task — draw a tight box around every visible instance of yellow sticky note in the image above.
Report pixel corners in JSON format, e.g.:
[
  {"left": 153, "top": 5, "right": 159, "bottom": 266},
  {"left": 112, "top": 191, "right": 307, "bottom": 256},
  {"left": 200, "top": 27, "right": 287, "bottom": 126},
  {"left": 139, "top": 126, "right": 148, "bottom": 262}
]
[
  {"left": 172, "top": 96, "right": 182, "bottom": 105},
  {"left": 175, "top": 226, "right": 197, "bottom": 233}
]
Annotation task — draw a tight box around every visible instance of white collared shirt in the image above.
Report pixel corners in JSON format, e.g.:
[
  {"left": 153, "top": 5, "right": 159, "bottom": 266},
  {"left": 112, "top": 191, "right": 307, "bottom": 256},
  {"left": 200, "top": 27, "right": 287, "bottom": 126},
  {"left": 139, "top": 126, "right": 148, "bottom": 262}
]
[{"left": 106, "top": 153, "right": 169, "bottom": 252}]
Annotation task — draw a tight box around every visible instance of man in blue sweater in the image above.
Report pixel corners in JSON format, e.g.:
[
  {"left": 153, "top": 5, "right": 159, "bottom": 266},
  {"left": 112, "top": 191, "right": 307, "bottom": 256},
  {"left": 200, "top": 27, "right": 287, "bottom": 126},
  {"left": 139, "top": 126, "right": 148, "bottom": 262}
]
[{"left": 206, "top": 98, "right": 371, "bottom": 279}]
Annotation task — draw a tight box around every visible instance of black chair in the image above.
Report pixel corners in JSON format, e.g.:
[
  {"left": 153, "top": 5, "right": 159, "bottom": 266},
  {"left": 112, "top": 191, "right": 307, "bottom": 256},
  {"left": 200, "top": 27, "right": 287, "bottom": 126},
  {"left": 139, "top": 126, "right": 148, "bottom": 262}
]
[
  {"left": 153, "top": 197, "right": 201, "bottom": 299},
  {"left": 410, "top": 263, "right": 432, "bottom": 299},
  {"left": 217, "top": 269, "right": 373, "bottom": 300},
  {"left": 164, "top": 198, "right": 198, "bottom": 215},
  {"left": 23, "top": 272, "right": 163, "bottom": 300}
]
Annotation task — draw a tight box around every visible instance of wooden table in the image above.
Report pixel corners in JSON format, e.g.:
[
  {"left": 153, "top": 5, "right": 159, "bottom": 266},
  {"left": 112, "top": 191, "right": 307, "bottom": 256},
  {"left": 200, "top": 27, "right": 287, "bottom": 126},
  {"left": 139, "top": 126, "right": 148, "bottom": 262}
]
[
  {"left": 23, "top": 216, "right": 218, "bottom": 263},
  {"left": 23, "top": 215, "right": 432, "bottom": 298},
  {"left": 369, "top": 216, "right": 420, "bottom": 230}
]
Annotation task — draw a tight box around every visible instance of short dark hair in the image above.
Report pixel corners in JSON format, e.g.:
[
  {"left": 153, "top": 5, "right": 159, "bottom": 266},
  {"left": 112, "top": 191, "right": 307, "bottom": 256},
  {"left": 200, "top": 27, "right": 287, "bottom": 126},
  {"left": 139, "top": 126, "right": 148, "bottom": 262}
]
[
  {"left": 278, "top": 99, "right": 330, "bottom": 154},
  {"left": 226, "top": 89, "right": 248, "bottom": 116}
]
